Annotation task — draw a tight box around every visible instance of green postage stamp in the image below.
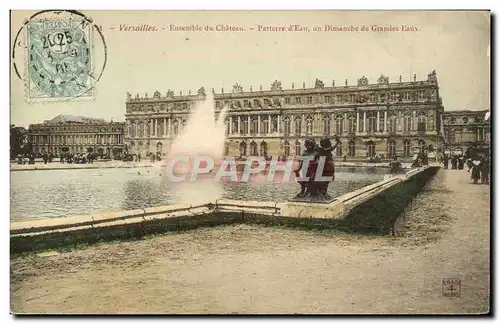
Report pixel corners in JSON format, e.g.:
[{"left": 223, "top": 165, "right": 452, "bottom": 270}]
[{"left": 26, "top": 18, "right": 94, "bottom": 101}]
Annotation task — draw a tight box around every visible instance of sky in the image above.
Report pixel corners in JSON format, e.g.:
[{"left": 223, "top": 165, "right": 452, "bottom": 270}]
[{"left": 10, "top": 10, "right": 490, "bottom": 127}]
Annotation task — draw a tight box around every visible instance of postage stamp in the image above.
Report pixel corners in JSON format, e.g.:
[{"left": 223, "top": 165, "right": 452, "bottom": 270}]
[{"left": 26, "top": 18, "right": 93, "bottom": 100}]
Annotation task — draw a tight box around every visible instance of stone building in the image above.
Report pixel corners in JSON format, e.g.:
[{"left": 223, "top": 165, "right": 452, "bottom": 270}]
[
  {"left": 125, "top": 71, "right": 445, "bottom": 160},
  {"left": 28, "top": 115, "right": 125, "bottom": 157},
  {"left": 442, "top": 110, "right": 490, "bottom": 156}
]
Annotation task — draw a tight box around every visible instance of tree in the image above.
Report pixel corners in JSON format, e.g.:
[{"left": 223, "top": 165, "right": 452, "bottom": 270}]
[{"left": 10, "top": 125, "right": 29, "bottom": 159}]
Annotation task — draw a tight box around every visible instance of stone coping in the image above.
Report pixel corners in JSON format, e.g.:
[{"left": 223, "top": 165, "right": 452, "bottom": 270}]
[{"left": 10, "top": 166, "right": 433, "bottom": 237}]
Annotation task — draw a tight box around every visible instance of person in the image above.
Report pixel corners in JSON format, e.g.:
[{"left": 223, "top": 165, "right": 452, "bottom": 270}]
[
  {"left": 480, "top": 154, "right": 490, "bottom": 184},
  {"left": 457, "top": 155, "right": 465, "bottom": 170},
  {"left": 443, "top": 154, "right": 449, "bottom": 169},
  {"left": 451, "top": 155, "right": 458, "bottom": 170},
  {"left": 389, "top": 155, "right": 404, "bottom": 174},
  {"left": 468, "top": 156, "right": 482, "bottom": 184}
]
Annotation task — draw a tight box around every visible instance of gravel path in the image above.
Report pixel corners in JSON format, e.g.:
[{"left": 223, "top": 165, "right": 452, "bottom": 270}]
[{"left": 10, "top": 169, "right": 490, "bottom": 314}]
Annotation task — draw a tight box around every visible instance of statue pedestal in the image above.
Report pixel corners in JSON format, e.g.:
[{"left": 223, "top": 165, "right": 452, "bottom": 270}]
[{"left": 281, "top": 200, "right": 345, "bottom": 219}]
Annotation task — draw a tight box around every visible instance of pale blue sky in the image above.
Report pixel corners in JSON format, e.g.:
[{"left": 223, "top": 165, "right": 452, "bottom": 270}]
[{"left": 10, "top": 10, "right": 490, "bottom": 127}]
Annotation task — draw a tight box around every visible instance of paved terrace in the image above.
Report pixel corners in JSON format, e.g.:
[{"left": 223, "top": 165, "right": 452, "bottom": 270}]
[{"left": 10, "top": 168, "right": 489, "bottom": 314}]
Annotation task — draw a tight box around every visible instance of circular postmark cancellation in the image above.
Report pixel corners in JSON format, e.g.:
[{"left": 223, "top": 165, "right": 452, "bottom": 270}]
[{"left": 12, "top": 10, "right": 107, "bottom": 102}]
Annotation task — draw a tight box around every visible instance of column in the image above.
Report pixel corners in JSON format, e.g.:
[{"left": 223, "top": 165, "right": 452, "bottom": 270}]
[
  {"left": 237, "top": 116, "right": 241, "bottom": 133},
  {"left": 301, "top": 114, "right": 305, "bottom": 135},
  {"left": 343, "top": 112, "right": 347, "bottom": 134},
  {"left": 477, "top": 128, "right": 480, "bottom": 141},
  {"left": 257, "top": 115, "right": 261, "bottom": 134},
  {"left": 363, "top": 111, "right": 367, "bottom": 132},
  {"left": 163, "top": 118, "right": 167, "bottom": 137},
  {"left": 356, "top": 111, "right": 360, "bottom": 133},
  {"left": 383, "top": 110, "right": 388, "bottom": 133},
  {"left": 247, "top": 116, "right": 251, "bottom": 134},
  {"left": 277, "top": 115, "right": 281, "bottom": 134},
  {"left": 412, "top": 110, "right": 417, "bottom": 131},
  {"left": 483, "top": 128, "right": 486, "bottom": 142},
  {"left": 376, "top": 111, "right": 380, "bottom": 132},
  {"left": 425, "top": 116, "right": 428, "bottom": 131},
  {"left": 229, "top": 116, "right": 233, "bottom": 134},
  {"left": 167, "top": 118, "right": 171, "bottom": 136},
  {"left": 150, "top": 119, "right": 154, "bottom": 136},
  {"left": 268, "top": 114, "right": 271, "bottom": 133}
]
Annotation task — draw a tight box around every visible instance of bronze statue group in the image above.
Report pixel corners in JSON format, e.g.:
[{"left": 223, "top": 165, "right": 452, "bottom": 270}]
[{"left": 293, "top": 135, "right": 340, "bottom": 201}]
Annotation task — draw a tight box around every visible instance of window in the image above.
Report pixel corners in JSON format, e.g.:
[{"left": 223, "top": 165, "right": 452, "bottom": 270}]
[
  {"left": 306, "top": 97, "right": 312, "bottom": 104},
  {"left": 260, "top": 141, "right": 268, "bottom": 156},
  {"left": 349, "top": 94, "right": 356, "bottom": 102},
  {"left": 417, "top": 115, "right": 427, "bottom": 131},
  {"left": 250, "top": 141, "right": 258, "bottom": 155},
  {"left": 323, "top": 115, "right": 331, "bottom": 135},
  {"left": 294, "top": 117, "right": 301, "bottom": 135},
  {"left": 225, "top": 120, "right": 229, "bottom": 135},
  {"left": 283, "top": 117, "right": 291, "bottom": 136},
  {"left": 388, "top": 140, "right": 396, "bottom": 158},
  {"left": 250, "top": 117, "right": 258, "bottom": 134},
  {"left": 403, "top": 114, "right": 412, "bottom": 132},
  {"left": 335, "top": 115, "right": 344, "bottom": 134},
  {"left": 232, "top": 118, "right": 238, "bottom": 134},
  {"left": 379, "top": 115, "right": 385, "bottom": 133},
  {"left": 182, "top": 103, "right": 188, "bottom": 109},
  {"left": 285, "top": 97, "right": 290, "bottom": 105},
  {"left": 261, "top": 117, "right": 269, "bottom": 134},
  {"left": 370, "top": 93, "right": 376, "bottom": 102},
  {"left": 306, "top": 116, "right": 313, "bottom": 135},
  {"left": 388, "top": 115, "right": 397, "bottom": 133},
  {"left": 271, "top": 116, "right": 278, "bottom": 133},
  {"left": 366, "top": 141, "right": 375, "bottom": 157},
  {"left": 462, "top": 117, "right": 468, "bottom": 124},
  {"left": 390, "top": 92, "right": 398, "bottom": 101},
  {"left": 336, "top": 143, "right": 343, "bottom": 157},
  {"left": 173, "top": 121, "right": 179, "bottom": 135},
  {"left": 358, "top": 114, "right": 364, "bottom": 132},
  {"left": 404, "top": 91, "right": 411, "bottom": 100},
  {"left": 273, "top": 97, "right": 280, "bottom": 106},
  {"left": 325, "top": 96, "right": 331, "bottom": 103},
  {"left": 224, "top": 142, "right": 229, "bottom": 156},
  {"left": 295, "top": 141, "right": 301, "bottom": 156},
  {"left": 239, "top": 141, "right": 247, "bottom": 156},
  {"left": 253, "top": 99, "right": 260, "bottom": 107},
  {"left": 264, "top": 99, "right": 271, "bottom": 107},
  {"left": 403, "top": 140, "right": 411, "bottom": 157},
  {"left": 284, "top": 140, "right": 290, "bottom": 156},
  {"left": 348, "top": 116, "right": 356, "bottom": 133},
  {"left": 244, "top": 100, "right": 250, "bottom": 108},
  {"left": 336, "top": 95, "right": 343, "bottom": 103},
  {"left": 295, "top": 97, "right": 301, "bottom": 104},
  {"left": 216, "top": 101, "right": 221, "bottom": 108},
  {"left": 418, "top": 90, "right": 426, "bottom": 100},
  {"left": 367, "top": 113, "right": 377, "bottom": 133},
  {"left": 242, "top": 118, "right": 248, "bottom": 134}
]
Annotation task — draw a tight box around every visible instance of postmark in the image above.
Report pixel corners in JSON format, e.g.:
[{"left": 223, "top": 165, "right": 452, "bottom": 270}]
[
  {"left": 442, "top": 278, "right": 461, "bottom": 297},
  {"left": 12, "top": 10, "right": 107, "bottom": 102}
]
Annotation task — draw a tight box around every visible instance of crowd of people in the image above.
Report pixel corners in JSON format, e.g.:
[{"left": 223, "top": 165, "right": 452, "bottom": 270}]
[{"left": 440, "top": 152, "right": 490, "bottom": 185}]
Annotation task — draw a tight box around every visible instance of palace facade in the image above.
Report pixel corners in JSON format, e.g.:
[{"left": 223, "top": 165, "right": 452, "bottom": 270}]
[
  {"left": 442, "top": 110, "right": 490, "bottom": 156},
  {"left": 125, "top": 71, "right": 445, "bottom": 161},
  {"left": 28, "top": 115, "right": 125, "bottom": 157}
]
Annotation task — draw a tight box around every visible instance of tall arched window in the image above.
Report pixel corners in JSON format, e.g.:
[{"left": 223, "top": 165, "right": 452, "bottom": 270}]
[
  {"left": 418, "top": 139, "right": 426, "bottom": 153},
  {"left": 260, "top": 141, "right": 268, "bottom": 156},
  {"left": 403, "top": 113, "right": 412, "bottom": 132},
  {"left": 129, "top": 122, "right": 135, "bottom": 137},
  {"left": 138, "top": 122, "right": 145, "bottom": 137},
  {"left": 261, "top": 117, "right": 269, "bottom": 134},
  {"left": 403, "top": 140, "right": 411, "bottom": 157},
  {"left": 239, "top": 141, "right": 247, "bottom": 156},
  {"left": 336, "top": 142, "right": 343, "bottom": 157},
  {"left": 335, "top": 115, "right": 344, "bottom": 134},
  {"left": 388, "top": 114, "right": 397, "bottom": 133},
  {"left": 284, "top": 140, "right": 290, "bottom": 157},
  {"left": 348, "top": 140, "right": 356, "bottom": 157},
  {"left": 232, "top": 118, "right": 238, "bottom": 134},
  {"left": 271, "top": 116, "right": 278, "bottom": 133},
  {"left": 306, "top": 116, "right": 313, "bottom": 135},
  {"left": 348, "top": 116, "right": 356, "bottom": 133},
  {"left": 323, "top": 115, "right": 331, "bottom": 135},
  {"left": 250, "top": 141, "right": 258, "bottom": 155},
  {"left": 156, "top": 142, "right": 163, "bottom": 155},
  {"left": 250, "top": 117, "right": 258, "bottom": 134},
  {"left": 387, "top": 140, "right": 396, "bottom": 158},
  {"left": 144, "top": 121, "right": 150, "bottom": 137},
  {"left": 366, "top": 141, "right": 376, "bottom": 157},
  {"left": 242, "top": 118, "right": 248, "bottom": 134},
  {"left": 173, "top": 120, "right": 179, "bottom": 135},
  {"left": 283, "top": 117, "right": 291, "bottom": 136},
  {"left": 295, "top": 141, "right": 301, "bottom": 156},
  {"left": 157, "top": 120, "right": 164, "bottom": 137},
  {"left": 417, "top": 114, "right": 427, "bottom": 131},
  {"left": 294, "top": 116, "right": 301, "bottom": 135},
  {"left": 367, "top": 112, "right": 377, "bottom": 133},
  {"left": 224, "top": 142, "right": 229, "bottom": 156}
]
